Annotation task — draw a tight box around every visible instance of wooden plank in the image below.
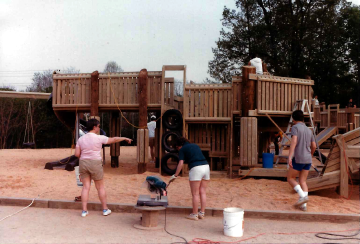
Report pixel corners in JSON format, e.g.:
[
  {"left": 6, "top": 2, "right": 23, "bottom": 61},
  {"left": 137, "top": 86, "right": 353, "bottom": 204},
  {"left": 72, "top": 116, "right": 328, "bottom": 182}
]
[
  {"left": 252, "top": 118, "right": 257, "bottom": 166},
  {"left": 261, "top": 81, "right": 266, "bottom": 111},
  {"left": 61, "top": 81, "right": 66, "bottom": 104},
  {"left": 53, "top": 81, "right": 57, "bottom": 104},
  {"left": 69, "top": 80, "right": 73, "bottom": 104},
  {"left": 214, "top": 90, "right": 218, "bottom": 117},
  {"left": 284, "top": 83, "right": 287, "bottom": 111},
  {"left": 209, "top": 90, "right": 214, "bottom": 117},
  {"left": 219, "top": 90, "right": 223, "bottom": 117},
  {"left": 249, "top": 74, "right": 315, "bottom": 85},
  {"left": 257, "top": 80, "right": 261, "bottom": 110},
  {"left": 325, "top": 163, "right": 340, "bottom": 173},
  {"left": 247, "top": 118, "right": 252, "bottom": 164},
  {"left": 228, "top": 90, "right": 232, "bottom": 117},
  {"left": 277, "top": 83, "right": 281, "bottom": 111},
  {"left": 204, "top": 90, "right": 208, "bottom": 117},
  {"left": 123, "top": 78, "right": 128, "bottom": 104},
  {"left": 57, "top": 80, "right": 62, "bottom": 104},
  {"left": 244, "top": 118, "right": 248, "bottom": 166},
  {"left": 170, "top": 82, "right": 174, "bottom": 106},
  {"left": 216, "top": 125, "right": 221, "bottom": 152},
  {"left": 190, "top": 90, "right": 195, "bottom": 117},
  {"left": 223, "top": 90, "right": 227, "bottom": 117},
  {"left": 212, "top": 125, "right": 216, "bottom": 154},
  {"left": 239, "top": 168, "right": 287, "bottom": 177},
  {"left": 199, "top": 90, "right": 204, "bottom": 117},
  {"left": 269, "top": 82, "right": 273, "bottom": 110},
  {"left": 307, "top": 171, "right": 340, "bottom": 190},
  {"left": 165, "top": 81, "right": 169, "bottom": 104},
  {"left": 194, "top": 90, "right": 199, "bottom": 117},
  {"left": 265, "top": 82, "right": 270, "bottom": 110},
  {"left": 107, "top": 78, "right": 110, "bottom": 104},
  {"left": 273, "top": 82, "right": 277, "bottom": 111},
  {"left": 240, "top": 118, "right": 244, "bottom": 166},
  {"left": 221, "top": 126, "right": 225, "bottom": 152}
]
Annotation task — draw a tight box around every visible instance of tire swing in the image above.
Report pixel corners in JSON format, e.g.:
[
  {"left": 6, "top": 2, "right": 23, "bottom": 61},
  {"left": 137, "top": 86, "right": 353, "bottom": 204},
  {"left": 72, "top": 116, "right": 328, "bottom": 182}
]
[
  {"left": 162, "top": 131, "right": 181, "bottom": 153},
  {"left": 162, "top": 109, "right": 182, "bottom": 130},
  {"left": 23, "top": 101, "right": 35, "bottom": 148},
  {"left": 161, "top": 153, "right": 179, "bottom": 175}
]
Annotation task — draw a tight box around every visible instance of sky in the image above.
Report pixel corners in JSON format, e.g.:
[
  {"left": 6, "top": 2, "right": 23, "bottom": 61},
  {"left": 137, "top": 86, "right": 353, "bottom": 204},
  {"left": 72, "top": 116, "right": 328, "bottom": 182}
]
[{"left": 1, "top": 0, "right": 359, "bottom": 91}]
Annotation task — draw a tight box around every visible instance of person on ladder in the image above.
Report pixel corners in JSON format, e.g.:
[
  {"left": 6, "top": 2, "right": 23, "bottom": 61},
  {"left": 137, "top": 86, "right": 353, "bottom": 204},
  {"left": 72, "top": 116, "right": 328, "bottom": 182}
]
[{"left": 287, "top": 110, "right": 316, "bottom": 211}]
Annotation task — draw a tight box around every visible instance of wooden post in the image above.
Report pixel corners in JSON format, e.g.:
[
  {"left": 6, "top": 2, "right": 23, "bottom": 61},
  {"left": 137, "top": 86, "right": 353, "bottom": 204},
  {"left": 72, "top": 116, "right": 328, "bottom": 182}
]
[
  {"left": 90, "top": 71, "right": 99, "bottom": 117},
  {"left": 138, "top": 69, "right": 148, "bottom": 173},
  {"left": 241, "top": 66, "right": 256, "bottom": 117},
  {"left": 337, "top": 137, "right": 349, "bottom": 198},
  {"left": 110, "top": 112, "right": 120, "bottom": 168}
]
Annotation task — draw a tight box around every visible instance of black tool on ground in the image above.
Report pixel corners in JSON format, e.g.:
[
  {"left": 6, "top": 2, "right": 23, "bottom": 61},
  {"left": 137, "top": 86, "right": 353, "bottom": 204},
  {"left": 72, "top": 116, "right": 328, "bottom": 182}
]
[{"left": 137, "top": 176, "right": 171, "bottom": 207}]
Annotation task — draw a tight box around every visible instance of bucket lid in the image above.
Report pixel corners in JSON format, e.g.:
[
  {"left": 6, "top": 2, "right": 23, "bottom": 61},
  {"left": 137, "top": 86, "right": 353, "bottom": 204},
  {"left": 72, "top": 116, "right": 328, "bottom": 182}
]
[{"left": 223, "top": 207, "right": 244, "bottom": 213}]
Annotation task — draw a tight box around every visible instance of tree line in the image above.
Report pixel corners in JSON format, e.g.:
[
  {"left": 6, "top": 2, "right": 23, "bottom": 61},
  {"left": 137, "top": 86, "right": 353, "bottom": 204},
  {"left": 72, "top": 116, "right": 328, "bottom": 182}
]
[{"left": 208, "top": 0, "right": 360, "bottom": 107}]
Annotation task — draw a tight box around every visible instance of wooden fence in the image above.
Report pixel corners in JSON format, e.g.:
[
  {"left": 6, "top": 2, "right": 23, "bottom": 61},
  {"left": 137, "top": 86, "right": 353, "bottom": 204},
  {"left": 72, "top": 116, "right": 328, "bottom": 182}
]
[
  {"left": 184, "top": 84, "right": 232, "bottom": 122},
  {"left": 52, "top": 72, "right": 174, "bottom": 109},
  {"left": 249, "top": 74, "right": 314, "bottom": 114}
]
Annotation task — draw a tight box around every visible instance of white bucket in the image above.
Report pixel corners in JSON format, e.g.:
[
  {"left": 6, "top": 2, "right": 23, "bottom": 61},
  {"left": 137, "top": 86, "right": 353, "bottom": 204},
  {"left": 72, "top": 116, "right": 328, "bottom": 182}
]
[
  {"left": 223, "top": 207, "right": 244, "bottom": 237},
  {"left": 75, "top": 166, "right": 83, "bottom": 187}
]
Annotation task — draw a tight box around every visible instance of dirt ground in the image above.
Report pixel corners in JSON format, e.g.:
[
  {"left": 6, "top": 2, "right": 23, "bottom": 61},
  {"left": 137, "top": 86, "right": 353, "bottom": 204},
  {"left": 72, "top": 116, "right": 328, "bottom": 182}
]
[
  {"left": 0, "top": 147, "right": 359, "bottom": 214},
  {"left": 1, "top": 206, "right": 359, "bottom": 244}
]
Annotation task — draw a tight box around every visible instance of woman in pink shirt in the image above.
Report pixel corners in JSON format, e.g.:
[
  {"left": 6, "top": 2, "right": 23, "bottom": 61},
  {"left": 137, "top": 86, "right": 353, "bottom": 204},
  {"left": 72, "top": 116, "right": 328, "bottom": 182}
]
[{"left": 75, "top": 119, "right": 132, "bottom": 217}]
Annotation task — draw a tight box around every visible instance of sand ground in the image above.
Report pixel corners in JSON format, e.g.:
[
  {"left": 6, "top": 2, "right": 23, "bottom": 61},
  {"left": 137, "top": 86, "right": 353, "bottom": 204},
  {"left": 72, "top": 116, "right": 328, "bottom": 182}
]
[
  {"left": 1, "top": 206, "right": 359, "bottom": 243},
  {"left": 0, "top": 147, "right": 359, "bottom": 214}
]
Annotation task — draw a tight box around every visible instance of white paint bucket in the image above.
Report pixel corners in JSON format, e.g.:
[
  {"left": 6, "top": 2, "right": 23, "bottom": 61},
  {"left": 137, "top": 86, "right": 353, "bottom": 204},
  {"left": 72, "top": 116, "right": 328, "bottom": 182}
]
[
  {"left": 75, "top": 166, "right": 83, "bottom": 187},
  {"left": 223, "top": 207, "right": 244, "bottom": 237}
]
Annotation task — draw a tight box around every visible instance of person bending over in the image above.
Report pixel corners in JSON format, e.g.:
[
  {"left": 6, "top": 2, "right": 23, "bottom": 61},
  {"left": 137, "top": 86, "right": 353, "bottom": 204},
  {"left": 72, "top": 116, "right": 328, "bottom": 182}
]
[
  {"left": 287, "top": 110, "right": 316, "bottom": 211},
  {"left": 75, "top": 119, "right": 132, "bottom": 217},
  {"left": 170, "top": 137, "right": 210, "bottom": 220}
]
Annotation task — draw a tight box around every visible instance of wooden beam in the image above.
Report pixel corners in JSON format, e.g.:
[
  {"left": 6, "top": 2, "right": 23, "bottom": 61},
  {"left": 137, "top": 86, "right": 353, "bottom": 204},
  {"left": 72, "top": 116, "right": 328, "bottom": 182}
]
[
  {"left": 239, "top": 168, "right": 288, "bottom": 177},
  {"left": 163, "top": 65, "right": 185, "bottom": 71},
  {"left": 90, "top": 71, "right": 99, "bottom": 117},
  {"left": 138, "top": 69, "right": 148, "bottom": 174},
  {"left": 248, "top": 74, "right": 314, "bottom": 85},
  {"left": 307, "top": 171, "right": 340, "bottom": 191},
  {"left": 185, "top": 117, "right": 231, "bottom": 123},
  {"left": 265, "top": 113, "right": 291, "bottom": 142},
  {"left": 241, "top": 66, "right": 257, "bottom": 116},
  {"left": 346, "top": 149, "right": 360, "bottom": 158},
  {"left": 0, "top": 91, "right": 51, "bottom": 100}
]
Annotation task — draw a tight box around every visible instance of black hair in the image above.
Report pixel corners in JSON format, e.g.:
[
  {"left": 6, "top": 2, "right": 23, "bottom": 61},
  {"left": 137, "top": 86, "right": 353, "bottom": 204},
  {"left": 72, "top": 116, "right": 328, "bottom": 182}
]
[
  {"left": 175, "top": 137, "right": 189, "bottom": 147},
  {"left": 292, "top": 110, "right": 304, "bottom": 122},
  {"left": 86, "top": 119, "right": 100, "bottom": 131},
  {"left": 151, "top": 117, "right": 156, "bottom": 121}
]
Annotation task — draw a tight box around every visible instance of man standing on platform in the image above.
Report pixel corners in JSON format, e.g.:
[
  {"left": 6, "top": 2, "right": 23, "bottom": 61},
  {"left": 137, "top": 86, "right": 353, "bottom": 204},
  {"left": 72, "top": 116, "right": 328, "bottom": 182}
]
[{"left": 287, "top": 110, "right": 316, "bottom": 211}]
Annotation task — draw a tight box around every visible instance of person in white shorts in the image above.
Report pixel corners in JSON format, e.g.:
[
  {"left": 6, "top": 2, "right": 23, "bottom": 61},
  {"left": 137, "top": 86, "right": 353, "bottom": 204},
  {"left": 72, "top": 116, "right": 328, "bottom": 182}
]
[{"left": 170, "top": 137, "right": 210, "bottom": 221}]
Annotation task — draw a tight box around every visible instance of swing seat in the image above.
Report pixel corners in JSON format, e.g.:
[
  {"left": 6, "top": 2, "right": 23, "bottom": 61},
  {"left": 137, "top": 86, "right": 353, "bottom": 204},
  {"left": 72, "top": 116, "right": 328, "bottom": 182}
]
[{"left": 23, "top": 142, "right": 35, "bottom": 148}]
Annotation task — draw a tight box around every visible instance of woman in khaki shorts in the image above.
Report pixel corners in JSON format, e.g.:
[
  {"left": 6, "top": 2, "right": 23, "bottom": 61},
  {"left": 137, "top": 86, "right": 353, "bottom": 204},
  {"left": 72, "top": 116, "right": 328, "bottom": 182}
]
[{"left": 75, "top": 119, "right": 132, "bottom": 217}]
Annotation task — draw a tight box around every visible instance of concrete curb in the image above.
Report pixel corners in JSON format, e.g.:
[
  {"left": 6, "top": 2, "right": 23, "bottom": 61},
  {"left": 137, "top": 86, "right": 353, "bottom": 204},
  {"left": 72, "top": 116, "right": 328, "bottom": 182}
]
[{"left": 0, "top": 197, "right": 359, "bottom": 222}]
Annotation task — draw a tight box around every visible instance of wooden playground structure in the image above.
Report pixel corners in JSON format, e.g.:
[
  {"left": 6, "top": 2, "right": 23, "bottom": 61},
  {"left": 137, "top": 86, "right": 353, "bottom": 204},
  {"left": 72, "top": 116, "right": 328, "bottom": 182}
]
[{"left": 37, "top": 63, "right": 358, "bottom": 199}]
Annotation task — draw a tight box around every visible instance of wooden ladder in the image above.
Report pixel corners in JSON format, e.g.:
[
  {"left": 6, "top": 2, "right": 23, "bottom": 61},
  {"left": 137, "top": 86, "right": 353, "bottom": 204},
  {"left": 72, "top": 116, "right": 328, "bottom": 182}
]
[{"left": 275, "top": 100, "right": 322, "bottom": 171}]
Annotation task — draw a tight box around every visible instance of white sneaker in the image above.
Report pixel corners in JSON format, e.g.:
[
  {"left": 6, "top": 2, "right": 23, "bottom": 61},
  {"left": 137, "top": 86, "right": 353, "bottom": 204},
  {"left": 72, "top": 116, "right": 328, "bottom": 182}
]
[
  {"left": 198, "top": 211, "right": 205, "bottom": 219},
  {"left": 185, "top": 213, "right": 198, "bottom": 221},
  {"left": 81, "top": 211, "right": 88, "bottom": 217},
  {"left": 299, "top": 204, "right": 307, "bottom": 211},
  {"left": 103, "top": 209, "right": 112, "bottom": 216},
  {"left": 294, "top": 196, "right": 308, "bottom": 207}
]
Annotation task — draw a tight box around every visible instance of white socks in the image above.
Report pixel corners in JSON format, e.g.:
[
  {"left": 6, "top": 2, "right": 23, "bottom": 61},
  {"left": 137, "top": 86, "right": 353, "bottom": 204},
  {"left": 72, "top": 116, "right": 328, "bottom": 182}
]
[{"left": 294, "top": 185, "right": 306, "bottom": 198}]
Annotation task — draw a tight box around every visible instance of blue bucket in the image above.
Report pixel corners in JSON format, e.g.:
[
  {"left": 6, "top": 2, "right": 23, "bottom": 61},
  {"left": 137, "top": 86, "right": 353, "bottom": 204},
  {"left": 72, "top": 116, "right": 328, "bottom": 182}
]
[{"left": 262, "top": 153, "right": 274, "bottom": 168}]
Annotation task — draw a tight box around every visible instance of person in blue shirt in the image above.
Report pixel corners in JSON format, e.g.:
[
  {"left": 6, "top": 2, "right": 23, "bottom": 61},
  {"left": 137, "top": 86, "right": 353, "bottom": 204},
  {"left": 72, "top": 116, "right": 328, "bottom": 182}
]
[{"left": 170, "top": 137, "right": 210, "bottom": 221}]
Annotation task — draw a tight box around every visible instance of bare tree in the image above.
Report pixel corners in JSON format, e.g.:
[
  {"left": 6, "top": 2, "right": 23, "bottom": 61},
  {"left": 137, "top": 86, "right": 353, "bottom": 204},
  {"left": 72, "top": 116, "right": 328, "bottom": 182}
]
[{"left": 103, "top": 61, "right": 124, "bottom": 73}]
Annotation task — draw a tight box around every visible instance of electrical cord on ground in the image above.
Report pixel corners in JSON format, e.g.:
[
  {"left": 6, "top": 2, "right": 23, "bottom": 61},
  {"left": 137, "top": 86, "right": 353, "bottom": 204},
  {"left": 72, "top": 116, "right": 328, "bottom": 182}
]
[
  {"left": 315, "top": 230, "right": 360, "bottom": 240},
  {"left": 164, "top": 209, "right": 188, "bottom": 244},
  {"left": 0, "top": 191, "right": 50, "bottom": 222}
]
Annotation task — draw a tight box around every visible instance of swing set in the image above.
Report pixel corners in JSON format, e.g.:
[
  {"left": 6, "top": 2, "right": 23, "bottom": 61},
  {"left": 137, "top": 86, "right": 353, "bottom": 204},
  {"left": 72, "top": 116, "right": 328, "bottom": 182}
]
[{"left": 23, "top": 101, "right": 35, "bottom": 148}]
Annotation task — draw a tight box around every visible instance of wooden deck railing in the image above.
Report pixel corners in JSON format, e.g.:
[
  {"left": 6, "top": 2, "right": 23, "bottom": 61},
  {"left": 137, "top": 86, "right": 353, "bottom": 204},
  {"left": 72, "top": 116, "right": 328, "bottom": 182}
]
[
  {"left": 232, "top": 76, "right": 242, "bottom": 115},
  {"left": 249, "top": 74, "right": 314, "bottom": 114},
  {"left": 52, "top": 72, "right": 174, "bottom": 110},
  {"left": 184, "top": 83, "right": 232, "bottom": 122}
]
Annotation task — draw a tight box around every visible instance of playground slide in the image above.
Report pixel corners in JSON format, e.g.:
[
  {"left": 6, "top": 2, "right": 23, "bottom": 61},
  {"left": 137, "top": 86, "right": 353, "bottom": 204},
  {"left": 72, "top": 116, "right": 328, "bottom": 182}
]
[
  {"left": 44, "top": 155, "right": 79, "bottom": 171},
  {"left": 316, "top": 127, "right": 337, "bottom": 146}
]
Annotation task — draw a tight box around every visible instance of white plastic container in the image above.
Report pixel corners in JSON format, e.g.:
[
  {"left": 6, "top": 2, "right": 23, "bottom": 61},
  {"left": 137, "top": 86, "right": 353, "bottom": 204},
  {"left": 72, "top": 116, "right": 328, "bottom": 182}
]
[
  {"left": 75, "top": 166, "right": 83, "bottom": 187},
  {"left": 223, "top": 207, "right": 244, "bottom": 237}
]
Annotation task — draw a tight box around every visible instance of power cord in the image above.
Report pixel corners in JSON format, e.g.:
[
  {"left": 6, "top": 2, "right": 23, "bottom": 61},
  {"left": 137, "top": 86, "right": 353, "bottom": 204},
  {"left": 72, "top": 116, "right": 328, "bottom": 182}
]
[
  {"left": 0, "top": 191, "right": 50, "bottom": 222},
  {"left": 164, "top": 209, "right": 188, "bottom": 244},
  {"left": 315, "top": 230, "right": 360, "bottom": 241}
]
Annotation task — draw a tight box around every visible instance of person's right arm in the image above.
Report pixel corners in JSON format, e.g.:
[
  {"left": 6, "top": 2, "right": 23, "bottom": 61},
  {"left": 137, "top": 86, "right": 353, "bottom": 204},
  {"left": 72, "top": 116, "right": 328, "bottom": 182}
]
[{"left": 107, "top": 137, "right": 132, "bottom": 144}]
